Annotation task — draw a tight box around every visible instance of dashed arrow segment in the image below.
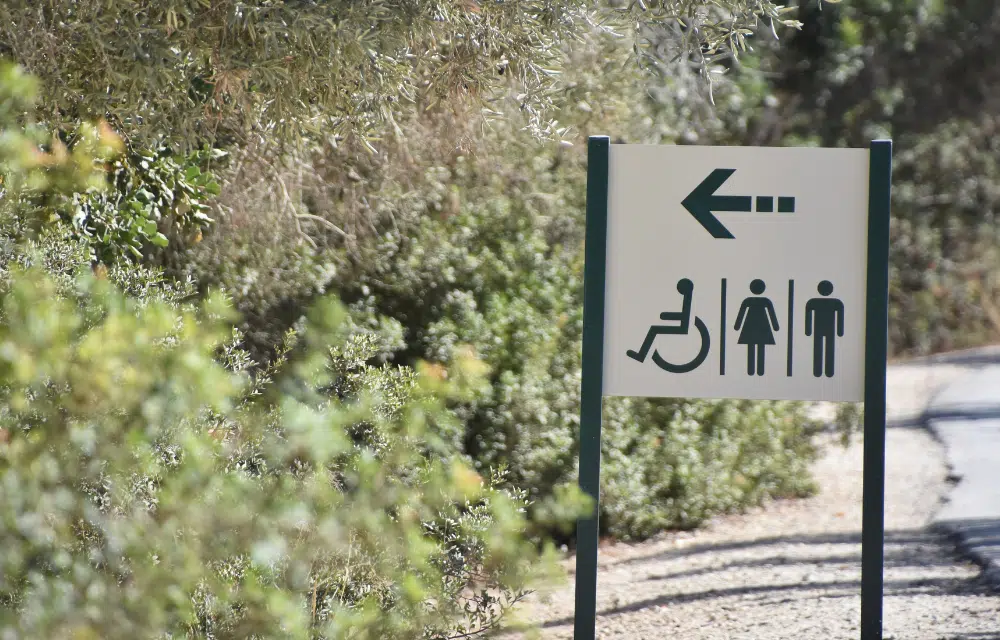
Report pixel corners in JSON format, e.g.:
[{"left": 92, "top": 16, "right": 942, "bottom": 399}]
[{"left": 681, "top": 169, "right": 796, "bottom": 239}]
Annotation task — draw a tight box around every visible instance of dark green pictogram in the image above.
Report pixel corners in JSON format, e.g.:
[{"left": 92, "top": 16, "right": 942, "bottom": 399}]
[
  {"left": 682, "top": 169, "right": 797, "bottom": 238},
  {"left": 627, "top": 278, "right": 710, "bottom": 373},
  {"left": 734, "top": 279, "right": 780, "bottom": 376},
  {"left": 681, "top": 169, "right": 749, "bottom": 239},
  {"left": 805, "top": 280, "right": 845, "bottom": 377}
]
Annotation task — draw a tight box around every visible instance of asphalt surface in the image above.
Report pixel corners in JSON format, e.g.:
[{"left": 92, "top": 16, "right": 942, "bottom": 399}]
[{"left": 924, "top": 351, "right": 1000, "bottom": 586}]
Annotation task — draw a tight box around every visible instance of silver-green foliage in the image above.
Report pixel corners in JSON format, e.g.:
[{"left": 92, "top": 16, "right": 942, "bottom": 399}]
[
  {"left": 340, "top": 146, "right": 818, "bottom": 539},
  {"left": 759, "top": 0, "right": 1000, "bottom": 354},
  {"left": 0, "top": 270, "right": 567, "bottom": 638},
  {"left": 172, "top": 30, "right": 821, "bottom": 540},
  {"left": 0, "top": 58, "right": 217, "bottom": 263},
  {"left": 0, "top": 64, "right": 580, "bottom": 639},
  {"left": 1, "top": 0, "right": 805, "bottom": 147}
]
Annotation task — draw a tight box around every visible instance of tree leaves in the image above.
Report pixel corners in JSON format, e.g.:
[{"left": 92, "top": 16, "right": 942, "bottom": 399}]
[{"left": 0, "top": 0, "right": 802, "bottom": 149}]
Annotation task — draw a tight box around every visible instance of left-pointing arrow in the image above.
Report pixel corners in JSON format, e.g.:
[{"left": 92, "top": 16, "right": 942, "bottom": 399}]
[{"left": 681, "top": 168, "right": 752, "bottom": 239}]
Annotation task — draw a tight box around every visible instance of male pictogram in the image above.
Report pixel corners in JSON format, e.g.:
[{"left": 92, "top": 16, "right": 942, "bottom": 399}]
[{"left": 805, "top": 280, "right": 844, "bottom": 377}]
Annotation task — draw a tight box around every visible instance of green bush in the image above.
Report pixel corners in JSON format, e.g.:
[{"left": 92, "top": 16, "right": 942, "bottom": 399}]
[
  {"left": 760, "top": 0, "right": 1000, "bottom": 355},
  {"left": 0, "top": 0, "right": 802, "bottom": 149},
  {"left": 601, "top": 398, "right": 817, "bottom": 536},
  {"left": 168, "top": 32, "right": 819, "bottom": 541},
  {"left": 0, "top": 63, "right": 197, "bottom": 311},
  {"left": 0, "top": 268, "right": 578, "bottom": 639},
  {"left": 337, "top": 144, "right": 818, "bottom": 539},
  {"left": 0, "top": 64, "right": 582, "bottom": 638},
  {"left": 886, "top": 116, "right": 1000, "bottom": 354},
  {"left": 61, "top": 145, "right": 220, "bottom": 263},
  {"left": 166, "top": 207, "right": 340, "bottom": 363},
  {"left": 0, "top": 58, "right": 216, "bottom": 267}
]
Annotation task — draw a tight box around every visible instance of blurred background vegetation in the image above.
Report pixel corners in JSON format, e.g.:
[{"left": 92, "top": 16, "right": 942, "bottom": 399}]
[{"left": 1, "top": 0, "right": 997, "bottom": 636}]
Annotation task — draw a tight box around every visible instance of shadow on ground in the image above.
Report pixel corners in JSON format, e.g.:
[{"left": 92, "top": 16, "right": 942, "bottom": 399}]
[
  {"left": 610, "top": 529, "right": 960, "bottom": 567},
  {"left": 926, "top": 406, "right": 1000, "bottom": 423},
  {"left": 933, "top": 518, "right": 1000, "bottom": 583},
  {"left": 541, "top": 528, "right": 998, "bottom": 630},
  {"left": 901, "top": 346, "right": 1000, "bottom": 368}
]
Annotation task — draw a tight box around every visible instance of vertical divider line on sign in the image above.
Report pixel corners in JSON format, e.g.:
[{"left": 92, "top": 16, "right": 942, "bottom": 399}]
[
  {"left": 787, "top": 280, "right": 795, "bottom": 377},
  {"left": 720, "top": 278, "right": 727, "bottom": 375}
]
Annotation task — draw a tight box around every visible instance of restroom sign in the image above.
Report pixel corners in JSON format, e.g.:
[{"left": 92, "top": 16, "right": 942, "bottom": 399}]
[
  {"left": 603, "top": 144, "right": 873, "bottom": 402},
  {"left": 574, "top": 138, "right": 893, "bottom": 640}
]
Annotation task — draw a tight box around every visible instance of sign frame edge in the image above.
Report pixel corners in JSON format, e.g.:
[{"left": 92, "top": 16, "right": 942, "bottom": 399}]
[{"left": 573, "top": 135, "right": 610, "bottom": 640}]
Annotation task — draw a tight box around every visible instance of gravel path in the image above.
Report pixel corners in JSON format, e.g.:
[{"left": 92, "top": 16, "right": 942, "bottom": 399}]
[{"left": 509, "top": 364, "right": 1000, "bottom": 639}]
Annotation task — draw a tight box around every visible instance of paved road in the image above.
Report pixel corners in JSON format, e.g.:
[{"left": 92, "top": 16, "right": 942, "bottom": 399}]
[{"left": 924, "top": 349, "right": 1000, "bottom": 585}]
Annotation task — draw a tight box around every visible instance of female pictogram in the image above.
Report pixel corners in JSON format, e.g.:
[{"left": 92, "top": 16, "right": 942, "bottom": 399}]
[{"left": 734, "top": 279, "right": 780, "bottom": 376}]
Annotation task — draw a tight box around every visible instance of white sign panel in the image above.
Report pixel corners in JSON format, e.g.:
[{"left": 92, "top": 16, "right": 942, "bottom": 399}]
[{"left": 603, "top": 145, "right": 870, "bottom": 402}]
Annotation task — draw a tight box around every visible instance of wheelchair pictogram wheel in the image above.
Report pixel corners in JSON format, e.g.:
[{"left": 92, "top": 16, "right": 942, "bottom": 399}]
[{"left": 651, "top": 317, "right": 711, "bottom": 374}]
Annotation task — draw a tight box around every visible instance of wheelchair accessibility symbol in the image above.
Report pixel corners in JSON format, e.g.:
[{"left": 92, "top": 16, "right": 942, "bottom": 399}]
[{"left": 626, "top": 278, "right": 711, "bottom": 373}]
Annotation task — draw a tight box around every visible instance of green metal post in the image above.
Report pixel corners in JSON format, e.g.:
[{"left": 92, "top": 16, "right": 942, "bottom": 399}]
[
  {"left": 861, "top": 139, "right": 892, "bottom": 640},
  {"left": 574, "top": 136, "right": 610, "bottom": 640}
]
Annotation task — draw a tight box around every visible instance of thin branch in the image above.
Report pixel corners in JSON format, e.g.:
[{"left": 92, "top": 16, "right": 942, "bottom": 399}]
[{"left": 295, "top": 212, "right": 350, "bottom": 238}]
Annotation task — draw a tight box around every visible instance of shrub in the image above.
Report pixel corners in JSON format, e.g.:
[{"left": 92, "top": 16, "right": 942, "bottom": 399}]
[
  {"left": 337, "top": 145, "right": 819, "bottom": 539},
  {"left": 761, "top": 0, "right": 1000, "bottom": 355},
  {"left": 61, "top": 145, "right": 220, "bottom": 263},
  {"left": 0, "top": 64, "right": 582, "bottom": 638},
  {"left": 0, "top": 0, "right": 801, "bottom": 148},
  {"left": 166, "top": 207, "right": 340, "bottom": 363},
  {"left": 0, "top": 58, "right": 215, "bottom": 269},
  {"left": 0, "top": 269, "right": 577, "bottom": 638},
  {"left": 600, "top": 398, "right": 817, "bottom": 537},
  {"left": 169, "top": 32, "right": 820, "bottom": 541},
  {"left": 886, "top": 116, "right": 1000, "bottom": 354}
]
